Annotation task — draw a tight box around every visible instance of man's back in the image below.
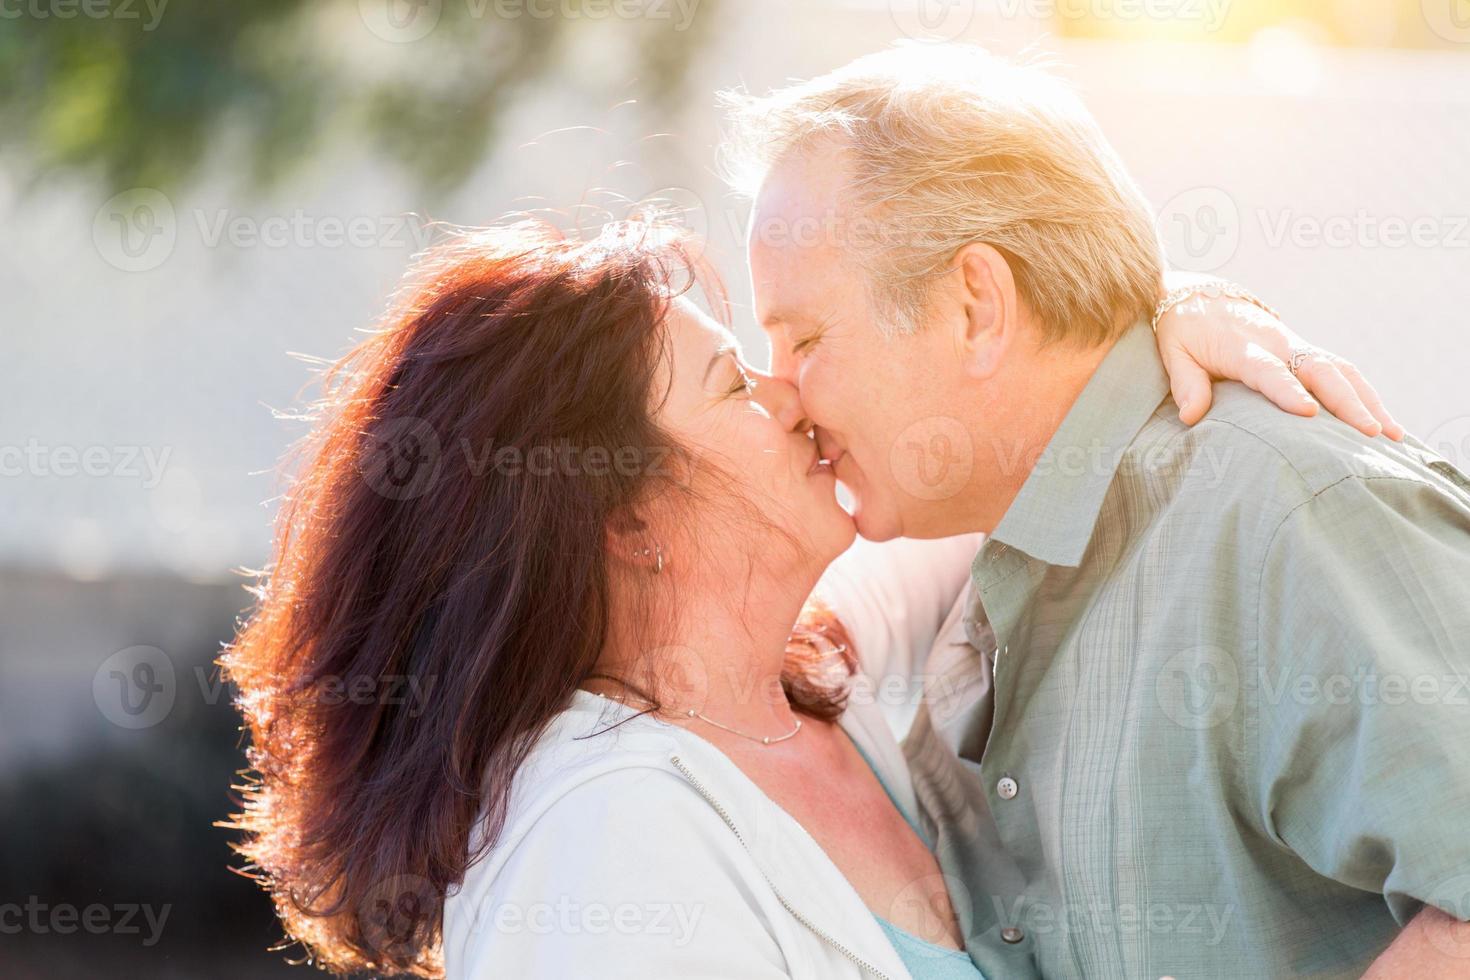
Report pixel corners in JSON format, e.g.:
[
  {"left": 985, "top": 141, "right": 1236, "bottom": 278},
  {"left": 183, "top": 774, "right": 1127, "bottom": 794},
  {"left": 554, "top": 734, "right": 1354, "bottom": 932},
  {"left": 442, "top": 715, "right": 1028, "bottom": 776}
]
[{"left": 934, "top": 325, "right": 1470, "bottom": 979}]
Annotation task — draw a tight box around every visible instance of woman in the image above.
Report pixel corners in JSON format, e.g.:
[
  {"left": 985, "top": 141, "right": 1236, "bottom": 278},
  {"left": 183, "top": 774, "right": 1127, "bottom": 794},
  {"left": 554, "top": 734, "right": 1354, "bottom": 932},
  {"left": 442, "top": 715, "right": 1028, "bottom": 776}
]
[{"left": 222, "top": 221, "right": 1395, "bottom": 979}]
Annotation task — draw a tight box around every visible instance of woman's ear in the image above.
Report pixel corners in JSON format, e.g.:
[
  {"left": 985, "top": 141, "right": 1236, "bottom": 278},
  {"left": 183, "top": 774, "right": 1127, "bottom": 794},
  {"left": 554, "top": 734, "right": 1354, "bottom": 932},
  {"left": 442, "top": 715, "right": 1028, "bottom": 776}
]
[
  {"left": 605, "top": 508, "right": 663, "bottom": 574},
  {"left": 952, "top": 242, "right": 1018, "bottom": 381}
]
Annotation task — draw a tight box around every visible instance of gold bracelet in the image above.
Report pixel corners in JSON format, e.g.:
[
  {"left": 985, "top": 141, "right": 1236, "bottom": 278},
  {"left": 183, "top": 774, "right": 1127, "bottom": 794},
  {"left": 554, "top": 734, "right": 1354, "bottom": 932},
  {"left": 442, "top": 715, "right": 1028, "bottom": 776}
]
[{"left": 1151, "top": 279, "right": 1282, "bottom": 332}]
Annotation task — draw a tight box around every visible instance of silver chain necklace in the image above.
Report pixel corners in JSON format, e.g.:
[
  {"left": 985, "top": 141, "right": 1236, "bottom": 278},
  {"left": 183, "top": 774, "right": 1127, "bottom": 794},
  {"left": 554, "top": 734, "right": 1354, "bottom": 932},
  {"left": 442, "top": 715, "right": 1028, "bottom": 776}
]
[{"left": 590, "top": 689, "right": 804, "bottom": 746}]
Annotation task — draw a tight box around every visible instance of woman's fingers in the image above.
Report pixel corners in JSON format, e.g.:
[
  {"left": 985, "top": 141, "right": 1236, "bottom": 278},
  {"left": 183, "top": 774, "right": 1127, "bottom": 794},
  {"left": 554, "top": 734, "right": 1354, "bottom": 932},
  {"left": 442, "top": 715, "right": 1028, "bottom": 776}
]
[
  {"left": 1291, "top": 352, "right": 1384, "bottom": 438},
  {"left": 1233, "top": 342, "right": 1320, "bottom": 420},
  {"left": 1335, "top": 359, "right": 1406, "bottom": 441},
  {"left": 1160, "top": 327, "right": 1320, "bottom": 426},
  {"left": 1159, "top": 339, "right": 1216, "bottom": 425},
  {"left": 1152, "top": 292, "right": 1403, "bottom": 441},
  {"left": 1223, "top": 300, "right": 1399, "bottom": 439}
]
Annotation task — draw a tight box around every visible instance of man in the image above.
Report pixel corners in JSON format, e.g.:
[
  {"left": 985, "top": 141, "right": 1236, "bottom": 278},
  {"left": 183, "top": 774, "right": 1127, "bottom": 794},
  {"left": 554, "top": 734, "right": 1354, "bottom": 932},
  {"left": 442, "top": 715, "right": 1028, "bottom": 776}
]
[{"left": 726, "top": 43, "right": 1470, "bottom": 979}]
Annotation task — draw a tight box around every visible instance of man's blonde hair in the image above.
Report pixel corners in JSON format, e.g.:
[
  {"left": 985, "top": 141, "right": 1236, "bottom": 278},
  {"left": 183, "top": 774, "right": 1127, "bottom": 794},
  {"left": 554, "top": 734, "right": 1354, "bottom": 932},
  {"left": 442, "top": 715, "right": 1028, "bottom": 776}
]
[{"left": 722, "top": 43, "right": 1164, "bottom": 345}]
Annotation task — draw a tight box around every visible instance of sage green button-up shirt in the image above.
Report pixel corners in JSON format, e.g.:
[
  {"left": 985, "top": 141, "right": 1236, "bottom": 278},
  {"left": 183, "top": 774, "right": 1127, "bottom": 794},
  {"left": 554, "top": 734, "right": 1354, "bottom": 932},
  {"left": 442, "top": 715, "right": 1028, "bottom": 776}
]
[{"left": 909, "top": 323, "right": 1470, "bottom": 980}]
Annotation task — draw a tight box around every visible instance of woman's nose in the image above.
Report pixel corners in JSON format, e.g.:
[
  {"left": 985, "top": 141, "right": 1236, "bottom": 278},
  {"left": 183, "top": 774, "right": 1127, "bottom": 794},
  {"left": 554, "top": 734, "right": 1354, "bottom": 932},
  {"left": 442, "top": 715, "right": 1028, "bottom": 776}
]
[{"left": 748, "top": 368, "right": 812, "bottom": 434}]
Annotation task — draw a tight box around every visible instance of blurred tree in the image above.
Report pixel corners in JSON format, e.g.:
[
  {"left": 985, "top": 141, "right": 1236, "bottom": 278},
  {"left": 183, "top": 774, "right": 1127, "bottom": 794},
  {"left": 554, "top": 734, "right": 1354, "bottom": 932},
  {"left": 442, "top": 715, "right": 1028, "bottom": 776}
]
[{"left": 0, "top": 0, "right": 720, "bottom": 197}]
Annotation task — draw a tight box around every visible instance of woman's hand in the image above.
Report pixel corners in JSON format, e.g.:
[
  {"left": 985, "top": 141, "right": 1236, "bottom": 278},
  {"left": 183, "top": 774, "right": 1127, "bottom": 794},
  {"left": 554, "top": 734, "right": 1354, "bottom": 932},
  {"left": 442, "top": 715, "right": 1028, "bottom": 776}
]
[{"left": 1154, "top": 279, "right": 1404, "bottom": 441}]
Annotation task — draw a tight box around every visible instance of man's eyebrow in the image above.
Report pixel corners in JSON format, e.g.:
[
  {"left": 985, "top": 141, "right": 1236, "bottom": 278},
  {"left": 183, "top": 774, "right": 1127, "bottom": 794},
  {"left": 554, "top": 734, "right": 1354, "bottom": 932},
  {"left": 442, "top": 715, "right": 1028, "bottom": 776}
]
[
  {"left": 760, "top": 310, "right": 811, "bottom": 330},
  {"left": 703, "top": 345, "right": 738, "bottom": 384}
]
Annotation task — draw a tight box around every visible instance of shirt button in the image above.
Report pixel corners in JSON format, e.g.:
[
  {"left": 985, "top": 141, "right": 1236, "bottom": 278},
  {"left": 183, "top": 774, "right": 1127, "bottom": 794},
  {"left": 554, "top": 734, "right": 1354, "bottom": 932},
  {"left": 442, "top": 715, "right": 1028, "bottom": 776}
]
[
  {"left": 1000, "top": 926, "right": 1025, "bottom": 944},
  {"left": 997, "top": 775, "right": 1019, "bottom": 800}
]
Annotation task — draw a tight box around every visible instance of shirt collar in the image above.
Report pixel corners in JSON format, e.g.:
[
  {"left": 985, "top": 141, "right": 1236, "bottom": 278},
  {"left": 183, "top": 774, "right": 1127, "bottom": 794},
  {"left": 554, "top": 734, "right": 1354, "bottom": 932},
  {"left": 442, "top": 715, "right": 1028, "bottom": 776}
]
[{"left": 988, "top": 321, "right": 1171, "bottom": 568}]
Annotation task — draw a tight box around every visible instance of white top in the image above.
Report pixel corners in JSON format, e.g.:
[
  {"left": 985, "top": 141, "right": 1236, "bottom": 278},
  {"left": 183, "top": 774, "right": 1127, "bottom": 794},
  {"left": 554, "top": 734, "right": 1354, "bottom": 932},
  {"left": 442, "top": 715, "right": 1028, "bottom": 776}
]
[{"left": 442, "top": 534, "right": 981, "bottom": 979}]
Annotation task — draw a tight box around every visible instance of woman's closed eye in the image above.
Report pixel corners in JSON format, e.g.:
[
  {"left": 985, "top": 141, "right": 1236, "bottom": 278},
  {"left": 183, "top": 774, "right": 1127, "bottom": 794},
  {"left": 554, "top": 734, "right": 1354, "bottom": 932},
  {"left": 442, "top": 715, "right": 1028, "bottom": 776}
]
[{"left": 725, "top": 363, "right": 756, "bottom": 398}]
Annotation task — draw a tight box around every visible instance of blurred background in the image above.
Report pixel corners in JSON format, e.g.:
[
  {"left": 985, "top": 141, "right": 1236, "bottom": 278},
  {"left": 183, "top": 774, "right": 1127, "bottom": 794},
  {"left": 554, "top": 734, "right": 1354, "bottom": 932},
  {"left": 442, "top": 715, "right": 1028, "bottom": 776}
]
[{"left": 1, "top": 0, "right": 1466, "bottom": 975}]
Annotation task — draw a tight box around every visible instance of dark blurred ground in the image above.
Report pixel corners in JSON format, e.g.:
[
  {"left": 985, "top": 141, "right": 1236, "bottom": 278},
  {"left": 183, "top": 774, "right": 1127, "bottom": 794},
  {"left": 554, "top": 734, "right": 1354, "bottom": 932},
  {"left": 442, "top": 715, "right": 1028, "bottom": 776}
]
[{"left": 0, "top": 571, "right": 299, "bottom": 978}]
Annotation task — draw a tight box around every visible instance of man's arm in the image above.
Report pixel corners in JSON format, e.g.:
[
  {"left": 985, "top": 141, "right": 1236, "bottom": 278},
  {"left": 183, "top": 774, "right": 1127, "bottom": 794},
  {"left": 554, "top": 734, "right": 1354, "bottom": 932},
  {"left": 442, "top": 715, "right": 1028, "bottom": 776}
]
[
  {"left": 1362, "top": 906, "right": 1470, "bottom": 978},
  {"left": 1255, "top": 468, "right": 1470, "bottom": 970}
]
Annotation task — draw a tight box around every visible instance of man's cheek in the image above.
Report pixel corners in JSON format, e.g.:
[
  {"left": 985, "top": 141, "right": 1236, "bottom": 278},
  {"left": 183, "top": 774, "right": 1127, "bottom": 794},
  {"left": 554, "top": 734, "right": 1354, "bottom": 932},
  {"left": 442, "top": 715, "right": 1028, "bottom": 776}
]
[
  {"left": 800, "top": 361, "right": 853, "bottom": 428},
  {"left": 886, "top": 414, "right": 974, "bottom": 503}
]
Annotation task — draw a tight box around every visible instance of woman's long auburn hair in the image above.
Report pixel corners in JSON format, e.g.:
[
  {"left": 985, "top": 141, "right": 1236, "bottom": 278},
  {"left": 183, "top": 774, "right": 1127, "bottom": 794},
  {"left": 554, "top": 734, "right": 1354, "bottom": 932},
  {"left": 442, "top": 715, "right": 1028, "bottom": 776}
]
[{"left": 221, "top": 221, "right": 856, "bottom": 977}]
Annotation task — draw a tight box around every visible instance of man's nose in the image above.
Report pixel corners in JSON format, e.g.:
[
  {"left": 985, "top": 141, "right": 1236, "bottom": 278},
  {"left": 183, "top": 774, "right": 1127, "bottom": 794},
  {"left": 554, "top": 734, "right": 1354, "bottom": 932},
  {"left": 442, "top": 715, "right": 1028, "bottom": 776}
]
[
  {"left": 767, "top": 339, "right": 800, "bottom": 388},
  {"left": 749, "top": 368, "right": 812, "bottom": 434}
]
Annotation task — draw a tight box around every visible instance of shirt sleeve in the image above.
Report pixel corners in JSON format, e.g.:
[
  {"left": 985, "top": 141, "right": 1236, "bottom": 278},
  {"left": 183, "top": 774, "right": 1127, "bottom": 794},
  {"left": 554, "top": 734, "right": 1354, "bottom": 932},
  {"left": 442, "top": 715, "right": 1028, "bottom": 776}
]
[
  {"left": 450, "top": 768, "right": 792, "bottom": 979},
  {"left": 815, "top": 534, "right": 982, "bottom": 686},
  {"left": 1255, "top": 472, "right": 1470, "bottom": 926}
]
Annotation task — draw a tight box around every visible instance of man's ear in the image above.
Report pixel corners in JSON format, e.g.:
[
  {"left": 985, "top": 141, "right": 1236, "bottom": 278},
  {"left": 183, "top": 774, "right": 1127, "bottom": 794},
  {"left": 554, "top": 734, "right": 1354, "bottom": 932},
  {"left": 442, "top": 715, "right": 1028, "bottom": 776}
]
[{"left": 952, "top": 242, "right": 1019, "bottom": 381}]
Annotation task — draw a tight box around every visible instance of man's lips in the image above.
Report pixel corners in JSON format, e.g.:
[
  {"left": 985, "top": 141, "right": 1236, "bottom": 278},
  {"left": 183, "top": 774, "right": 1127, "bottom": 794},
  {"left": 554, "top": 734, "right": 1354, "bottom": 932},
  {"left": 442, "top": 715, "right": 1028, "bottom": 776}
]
[
  {"left": 808, "top": 448, "right": 845, "bottom": 477},
  {"left": 808, "top": 426, "right": 848, "bottom": 478}
]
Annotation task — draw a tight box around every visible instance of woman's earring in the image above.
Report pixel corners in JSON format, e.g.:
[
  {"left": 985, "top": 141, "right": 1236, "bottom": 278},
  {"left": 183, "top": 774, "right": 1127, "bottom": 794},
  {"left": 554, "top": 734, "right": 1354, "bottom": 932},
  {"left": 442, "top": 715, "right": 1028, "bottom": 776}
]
[{"left": 632, "top": 543, "right": 664, "bottom": 575}]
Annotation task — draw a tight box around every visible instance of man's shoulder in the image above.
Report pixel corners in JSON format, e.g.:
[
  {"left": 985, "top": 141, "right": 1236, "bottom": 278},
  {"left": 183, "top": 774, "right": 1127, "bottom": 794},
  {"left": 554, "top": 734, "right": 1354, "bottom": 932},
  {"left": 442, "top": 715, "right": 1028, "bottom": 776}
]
[{"left": 1139, "top": 381, "right": 1463, "bottom": 503}]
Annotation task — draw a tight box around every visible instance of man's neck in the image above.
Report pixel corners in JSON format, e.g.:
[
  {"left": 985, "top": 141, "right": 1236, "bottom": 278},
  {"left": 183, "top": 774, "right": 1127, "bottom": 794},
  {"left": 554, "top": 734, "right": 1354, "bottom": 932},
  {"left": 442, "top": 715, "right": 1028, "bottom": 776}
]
[{"left": 964, "top": 336, "right": 1116, "bottom": 534}]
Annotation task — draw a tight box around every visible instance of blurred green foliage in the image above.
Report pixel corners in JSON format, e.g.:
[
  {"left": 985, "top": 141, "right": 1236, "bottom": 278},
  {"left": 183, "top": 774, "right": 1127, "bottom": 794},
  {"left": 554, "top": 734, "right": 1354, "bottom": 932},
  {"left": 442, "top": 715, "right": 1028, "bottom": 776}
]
[{"left": 0, "top": 0, "right": 718, "bottom": 196}]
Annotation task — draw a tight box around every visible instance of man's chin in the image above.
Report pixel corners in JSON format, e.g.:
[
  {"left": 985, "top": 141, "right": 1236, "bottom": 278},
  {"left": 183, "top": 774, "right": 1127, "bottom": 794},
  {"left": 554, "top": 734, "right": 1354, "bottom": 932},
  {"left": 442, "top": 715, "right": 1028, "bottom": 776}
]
[{"left": 849, "top": 498, "right": 904, "bottom": 543}]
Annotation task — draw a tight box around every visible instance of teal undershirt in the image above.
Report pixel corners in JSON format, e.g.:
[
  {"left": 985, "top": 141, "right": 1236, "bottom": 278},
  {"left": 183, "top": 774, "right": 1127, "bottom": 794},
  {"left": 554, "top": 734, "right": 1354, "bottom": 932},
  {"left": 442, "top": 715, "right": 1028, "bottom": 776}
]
[{"left": 844, "top": 734, "right": 987, "bottom": 980}]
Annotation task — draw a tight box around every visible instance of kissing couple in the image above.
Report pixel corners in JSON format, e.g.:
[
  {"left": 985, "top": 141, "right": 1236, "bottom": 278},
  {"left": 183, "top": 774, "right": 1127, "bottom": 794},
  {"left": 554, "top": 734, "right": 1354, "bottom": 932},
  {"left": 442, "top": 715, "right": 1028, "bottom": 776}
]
[{"left": 225, "top": 42, "right": 1470, "bottom": 980}]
